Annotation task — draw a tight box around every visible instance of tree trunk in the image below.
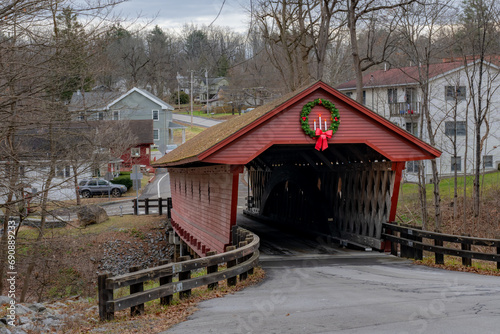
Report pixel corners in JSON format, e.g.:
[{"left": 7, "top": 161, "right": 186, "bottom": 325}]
[{"left": 347, "top": 0, "right": 364, "bottom": 104}]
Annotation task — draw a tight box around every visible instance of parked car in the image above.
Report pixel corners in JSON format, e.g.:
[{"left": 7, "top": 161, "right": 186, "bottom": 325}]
[{"left": 78, "top": 179, "right": 128, "bottom": 198}]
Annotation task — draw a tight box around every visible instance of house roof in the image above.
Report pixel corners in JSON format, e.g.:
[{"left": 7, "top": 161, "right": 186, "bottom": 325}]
[
  {"left": 69, "top": 87, "right": 173, "bottom": 112},
  {"left": 106, "top": 87, "right": 174, "bottom": 110},
  {"left": 336, "top": 62, "right": 470, "bottom": 90},
  {"left": 153, "top": 80, "right": 441, "bottom": 167}
]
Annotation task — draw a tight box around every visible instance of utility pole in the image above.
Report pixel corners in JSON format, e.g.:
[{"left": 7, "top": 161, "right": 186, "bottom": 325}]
[
  {"left": 176, "top": 72, "right": 181, "bottom": 111},
  {"left": 206, "top": 69, "right": 209, "bottom": 116},
  {"left": 190, "top": 70, "right": 193, "bottom": 125}
]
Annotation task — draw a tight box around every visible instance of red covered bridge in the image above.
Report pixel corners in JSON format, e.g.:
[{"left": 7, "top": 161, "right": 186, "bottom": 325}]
[{"left": 153, "top": 81, "right": 440, "bottom": 256}]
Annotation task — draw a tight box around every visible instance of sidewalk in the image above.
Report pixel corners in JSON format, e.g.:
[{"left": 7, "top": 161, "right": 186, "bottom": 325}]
[{"left": 172, "top": 113, "right": 224, "bottom": 128}]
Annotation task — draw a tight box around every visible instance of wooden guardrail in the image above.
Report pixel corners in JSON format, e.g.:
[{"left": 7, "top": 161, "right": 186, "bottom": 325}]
[
  {"left": 132, "top": 197, "right": 172, "bottom": 217},
  {"left": 97, "top": 227, "right": 260, "bottom": 321},
  {"left": 382, "top": 222, "right": 500, "bottom": 268}
]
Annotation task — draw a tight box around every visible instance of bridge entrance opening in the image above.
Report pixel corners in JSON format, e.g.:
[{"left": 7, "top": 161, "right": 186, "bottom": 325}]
[{"left": 244, "top": 144, "right": 396, "bottom": 250}]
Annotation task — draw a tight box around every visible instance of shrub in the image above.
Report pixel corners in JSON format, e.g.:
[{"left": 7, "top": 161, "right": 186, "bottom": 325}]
[
  {"left": 112, "top": 174, "right": 132, "bottom": 189},
  {"left": 171, "top": 91, "right": 189, "bottom": 105}
]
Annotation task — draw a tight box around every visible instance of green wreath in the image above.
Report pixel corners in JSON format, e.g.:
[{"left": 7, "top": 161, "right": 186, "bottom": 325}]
[{"left": 300, "top": 98, "right": 340, "bottom": 138}]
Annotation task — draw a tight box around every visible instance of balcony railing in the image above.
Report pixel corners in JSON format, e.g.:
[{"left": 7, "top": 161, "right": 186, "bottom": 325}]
[{"left": 389, "top": 102, "right": 421, "bottom": 117}]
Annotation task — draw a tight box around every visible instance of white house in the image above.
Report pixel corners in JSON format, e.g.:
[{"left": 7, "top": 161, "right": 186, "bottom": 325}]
[
  {"left": 337, "top": 59, "right": 500, "bottom": 182},
  {"left": 69, "top": 86, "right": 183, "bottom": 152}
]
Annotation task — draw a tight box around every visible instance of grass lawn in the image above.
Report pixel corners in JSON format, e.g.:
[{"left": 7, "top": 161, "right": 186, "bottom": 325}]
[{"left": 400, "top": 170, "right": 500, "bottom": 203}]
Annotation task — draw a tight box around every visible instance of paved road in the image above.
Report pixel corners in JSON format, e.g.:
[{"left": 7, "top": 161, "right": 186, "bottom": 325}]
[
  {"left": 164, "top": 255, "right": 500, "bottom": 334},
  {"left": 173, "top": 113, "right": 224, "bottom": 128}
]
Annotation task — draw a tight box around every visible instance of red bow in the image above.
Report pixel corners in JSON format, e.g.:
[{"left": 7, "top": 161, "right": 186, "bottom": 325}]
[{"left": 315, "top": 128, "right": 332, "bottom": 151}]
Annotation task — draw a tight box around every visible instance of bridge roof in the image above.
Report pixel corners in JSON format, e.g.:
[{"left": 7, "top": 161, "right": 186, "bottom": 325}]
[{"left": 153, "top": 81, "right": 441, "bottom": 167}]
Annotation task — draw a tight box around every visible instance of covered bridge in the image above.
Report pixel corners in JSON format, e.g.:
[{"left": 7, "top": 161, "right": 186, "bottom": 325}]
[{"left": 153, "top": 81, "right": 440, "bottom": 256}]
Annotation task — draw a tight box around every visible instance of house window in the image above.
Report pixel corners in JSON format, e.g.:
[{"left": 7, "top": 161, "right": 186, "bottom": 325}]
[
  {"left": 113, "top": 110, "right": 120, "bottom": 120},
  {"left": 445, "top": 86, "right": 466, "bottom": 101},
  {"left": 98, "top": 112, "right": 104, "bottom": 120},
  {"left": 152, "top": 110, "right": 159, "bottom": 121},
  {"left": 153, "top": 129, "right": 159, "bottom": 141},
  {"left": 145, "top": 148, "right": 150, "bottom": 155},
  {"left": 406, "top": 161, "right": 419, "bottom": 173},
  {"left": 445, "top": 121, "right": 466, "bottom": 136},
  {"left": 56, "top": 165, "right": 71, "bottom": 178},
  {"left": 405, "top": 122, "right": 418, "bottom": 136},
  {"left": 451, "top": 156, "right": 462, "bottom": 172},
  {"left": 405, "top": 88, "right": 416, "bottom": 104},
  {"left": 362, "top": 90, "right": 366, "bottom": 105},
  {"left": 78, "top": 112, "right": 85, "bottom": 121},
  {"left": 131, "top": 148, "right": 140, "bottom": 157},
  {"left": 388, "top": 88, "right": 397, "bottom": 104},
  {"left": 483, "top": 155, "right": 493, "bottom": 168},
  {"left": 345, "top": 92, "right": 353, "bottom": 98}
]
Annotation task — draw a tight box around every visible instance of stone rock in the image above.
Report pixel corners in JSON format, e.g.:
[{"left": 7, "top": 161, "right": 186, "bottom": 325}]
[
  {"left": 0, "top": 296, "right": 12, "bottom": 307},
  {"left": 27, "top": 303, "right": 45, "bottom": 313},
  {"left": 0, "top": 325, "right": 11, "bottom": 334},
  {"left": 77, "top": 205, "right": 108, "bottom": 227},
  {"left": 15, "top": 305, "right": 34, "bottom": 316}
]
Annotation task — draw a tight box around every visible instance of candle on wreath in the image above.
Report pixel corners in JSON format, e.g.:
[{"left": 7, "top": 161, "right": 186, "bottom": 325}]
[
  {"left": 325, "top": 120, "right": 327, "bottom": 130},
  {"left": 319, "top": 114, "right": 322, "bottom": 130},
  {"left": 314, "top": 120, "right": 317, "bottom": 130}
]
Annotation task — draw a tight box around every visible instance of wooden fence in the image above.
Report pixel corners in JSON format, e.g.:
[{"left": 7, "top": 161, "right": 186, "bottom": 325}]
[
  {"left": 132, "top": 197, "right": 172, "bottom": 217},
  {"left": 98, "top": 227, "right": 260, "bottom": 321},
  {"left": 382, "top": 222, "right": 500, "bottom": 268}
]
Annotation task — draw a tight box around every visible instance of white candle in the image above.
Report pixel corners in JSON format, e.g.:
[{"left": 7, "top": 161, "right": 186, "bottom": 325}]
[
  {"left": 314, "top": 120, "right": 317, "bottom": 130},
  {"left": 319, "top": 115, "right": 322, "bottom": 130},
  {"left": 325, "top": 120, "right": 327, "bottom": 130}
]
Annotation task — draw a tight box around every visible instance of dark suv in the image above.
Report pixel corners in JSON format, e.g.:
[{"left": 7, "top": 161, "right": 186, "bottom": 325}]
[{"left": 78, "top": 179, "right": 128, "bottom": 198}]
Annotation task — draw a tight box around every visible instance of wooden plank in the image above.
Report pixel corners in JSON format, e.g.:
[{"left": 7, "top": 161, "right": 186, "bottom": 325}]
[
  {"left": 107, "top": 251, "right": 259, "bottom": 312},
  {"left": 98, "top": 272, "right": 114, "bottom": 321},
  {"left": 129, "top": 266, "right": 144, "bottom": 316},
  {"left": 107, "top": 232, "right": 260, "bottom": 289},
  {"left": 382, "top": 234, "right": 500, "bottom": 262},
  {"left": 382, "top": 223, "right": 500, "bottom": 247}
]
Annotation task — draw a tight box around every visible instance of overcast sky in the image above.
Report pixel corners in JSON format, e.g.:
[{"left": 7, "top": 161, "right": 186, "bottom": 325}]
[{"left": 115, "top": 0, "right": 250, "bottom": 33}]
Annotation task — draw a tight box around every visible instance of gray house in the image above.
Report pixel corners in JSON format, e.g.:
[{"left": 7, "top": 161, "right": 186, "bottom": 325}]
[{"left": 70, "top": 86, "right": 184, "bottom": 152}]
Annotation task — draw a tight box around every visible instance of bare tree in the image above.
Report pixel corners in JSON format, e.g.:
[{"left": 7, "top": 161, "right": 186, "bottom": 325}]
[
  {"left": 344, "top": 0, "right": 417, "bottom": 103},
  {"left": 394, "top": 0, "right": 457, "bottom": 231}
]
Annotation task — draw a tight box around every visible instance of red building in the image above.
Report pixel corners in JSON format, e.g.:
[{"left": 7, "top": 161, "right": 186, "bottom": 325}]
[
  {"left": 118, "top": 120, "right": 154, "bottom": 172},
  {"left": 153, "top": 81, "right": 441, "bottom": 256}
]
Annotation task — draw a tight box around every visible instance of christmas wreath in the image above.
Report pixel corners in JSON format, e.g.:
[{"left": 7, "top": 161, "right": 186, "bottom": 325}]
[{"left": 300, "top": 98, "right": 340, "bottom": 151}]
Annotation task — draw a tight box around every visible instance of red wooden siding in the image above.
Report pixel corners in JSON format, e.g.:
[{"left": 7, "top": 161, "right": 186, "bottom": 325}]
[
  {"left": 169, "top": 165, "right": 239, "bottom": 256},
  {"left": 203, "top": 89, "right": 435, "bottom": 165},
  {"left": 120, "top": 144, "right": 152, "bottom": 170}
]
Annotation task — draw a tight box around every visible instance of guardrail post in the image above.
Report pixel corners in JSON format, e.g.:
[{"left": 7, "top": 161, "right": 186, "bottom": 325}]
[
  {"left": 434, "top": 230, "right": 444, "bottom": 265},
  {"left": 145, "top": 198, "right": 149, "bottom": 215},
  {"left": 226, "top": 246, "right": 237, "bottom": 286},
  {"left": 159, "top": 259, "right": 172, "bottom": 305},
  {"left": 129, "top": 265, "right": 144, "bottom": 316},
  {"left": 231, "top": 226, "right": 238, "bottom": 246},
  {"left": 158, "top": 197, "right": 163, "bottom": 216},
  {"left": 414, "top": 233, "right": 423, "bottom": 260},
  {"left": 245, "top": 237, "right": 254, "bottom": 275},
  {"left": 133, "top": 199, "right": 138, "bottom": 215},
  {"left": 178, "top": 255, "right": 191, "bottom": 299},
  {"left": 400, "top": 228, "right": 408, "bottom": 258},
  {"left": 238, "top": 241, "right": 248, "bottom": 281},
  {"left": 98, "top": 272, "right": 114, "bottom": 321},
  {"left": 462, "top": 235, "right": 472, "bottom": 267},
  {"left": 206, "top": 251, "right": 218, "bottom": 290},
  {"left": 167, "top": 197, "right": 172, "bottom": 219}
]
